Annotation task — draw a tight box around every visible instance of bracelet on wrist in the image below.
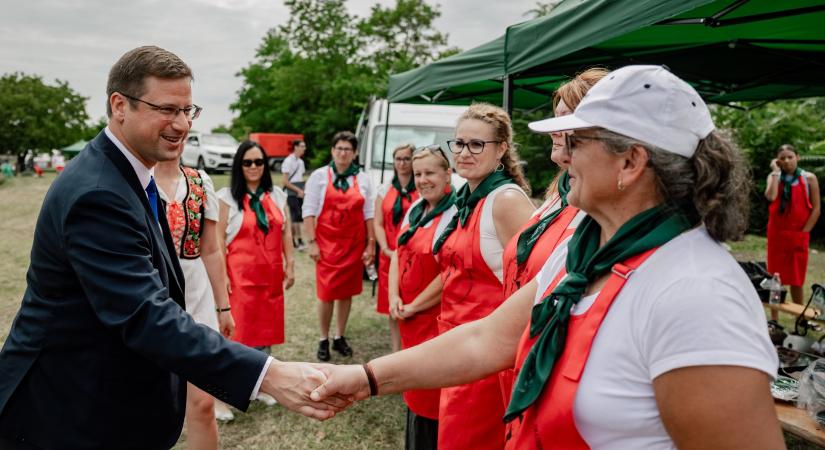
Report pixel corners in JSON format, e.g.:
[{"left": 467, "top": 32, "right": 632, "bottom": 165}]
[
  {"left": 216, "top": 306, "right": 231, "bottom": 313},
  {"left": 363, "top": 363, "right": 378, "bottom": 396}
]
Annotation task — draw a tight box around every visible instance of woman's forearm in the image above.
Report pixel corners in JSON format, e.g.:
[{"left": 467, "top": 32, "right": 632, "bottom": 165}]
[
  {"left": 388, "top": 251, "right": 400, "bottom": 298},
  {"left": 409, "top": 276, "right": 442, "bottom": 312},
  {"left": 373, "top": 196, "right": 390, "bottom": 251},
  {"left": 200, "top": 220, "right": 230, "bottom": 309}
]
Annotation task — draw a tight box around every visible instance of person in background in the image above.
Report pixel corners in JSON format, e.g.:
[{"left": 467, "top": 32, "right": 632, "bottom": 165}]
[
  {"left": 303, "top": 131, "right": 375, "bottom": 362},
  {"left": 498, "top": 68, "right": 606, "bottom": 405},
  {"left": 374, "top": 143, "right": 419, "bottom": 352},
  {"left": 51, "top": 150, "right": 66, "bottom": 174},
  {"left": 282, "top": 139, "right": 307, "bottom": 250},
  {"left": 765, "top": 144, "right": 821, "bottom": 312},
  {"left": 311, "top": 65, "right": 782, "bottom": 450},
  {"left": 430, "top": 103, "right": 535, "bottom": 450},
  {"left": 155, "top": 156, "right": 235, "bottom": 449},
  {"left": 217, "top": 140, "right": 295, "bottom": 412},
  {"left": 388, "top": 145, "right": 456, "bottom": 450}
]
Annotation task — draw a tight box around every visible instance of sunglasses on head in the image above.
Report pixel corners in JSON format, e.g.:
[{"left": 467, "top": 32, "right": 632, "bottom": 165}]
[
  {"left": 415, "top": 144, "right": 451, "bottom": 167},
  {"left": 242, "top": 158, "right": 265, "bottom": 167}
]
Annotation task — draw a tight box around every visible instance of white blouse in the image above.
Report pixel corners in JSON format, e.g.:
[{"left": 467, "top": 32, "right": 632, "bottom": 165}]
[
  {"left": 217, "top": 187, "right": 288, "bottom": 245},
  {"left": 301, "top": 166, "right": 375, "bottom": 220}
]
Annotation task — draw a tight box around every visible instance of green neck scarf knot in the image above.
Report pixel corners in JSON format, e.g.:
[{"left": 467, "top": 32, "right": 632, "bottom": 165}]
[
  {"left": 397, "top": 189, "right": 456, "bottom": 246},
  {"left": 247, "top": 187, "right": 269, "bottom": 234},
  {"left": 779, "top": 167, "right": 802, "bottom": 214},
  {"left": 515, "top": 171, "right": 571, "bottom": 265},
  {"left": 392, "top": 174, "right": 417, "bottom": 225},
  {"left": 432, "top": 171, "right": 512, "bottom": 254},
  {"left": 330, "top": 162, "right": 360, "bottom": 192}
]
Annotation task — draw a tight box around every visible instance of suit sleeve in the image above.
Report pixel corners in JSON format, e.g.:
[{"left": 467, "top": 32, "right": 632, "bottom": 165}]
[{"left": 63, "top": 189, "right": 268, "bottom": 410}]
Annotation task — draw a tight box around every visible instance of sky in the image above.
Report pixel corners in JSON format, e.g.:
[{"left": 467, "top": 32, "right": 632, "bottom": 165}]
[{"left": 0, "top": 0, "right": 538, "bottom": 133}]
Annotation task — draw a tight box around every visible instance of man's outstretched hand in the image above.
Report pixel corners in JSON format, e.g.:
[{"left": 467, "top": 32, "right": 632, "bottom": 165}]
[
  {"left": 259, "top": 361, "right": 353, "bottom": 420},
  {"left": 310, "top": 364, "right": 372, "bottom": 404}
]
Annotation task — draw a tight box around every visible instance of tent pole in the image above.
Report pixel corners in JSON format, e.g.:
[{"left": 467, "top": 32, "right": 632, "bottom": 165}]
[
  {"left": 380, "top": 102, "right": 391, "bottom": 184},
  {"left": 503, "top": 75, "right": 514, "bottom": 116}
]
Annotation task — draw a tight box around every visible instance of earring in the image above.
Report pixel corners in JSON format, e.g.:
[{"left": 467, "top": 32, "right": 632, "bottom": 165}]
[
  {"left": 617, "top": 179, "right": 625, "bottom": 192},
  {"left": 495, "top": 161, "right": 504, "bottom": 172}
]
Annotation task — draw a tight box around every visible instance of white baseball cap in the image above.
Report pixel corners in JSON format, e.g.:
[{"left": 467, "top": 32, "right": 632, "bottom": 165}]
[{"left": 528, "top": 65, "right": 715, "bottom": 158}]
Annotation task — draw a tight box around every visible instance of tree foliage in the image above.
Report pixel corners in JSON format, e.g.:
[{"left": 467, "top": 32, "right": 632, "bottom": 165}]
[
  {"left": 0, "top": 73, "right": 90, "bottom": 154},
  {"left": 228, "top": 0, "right": 455, "bottom": 167}
]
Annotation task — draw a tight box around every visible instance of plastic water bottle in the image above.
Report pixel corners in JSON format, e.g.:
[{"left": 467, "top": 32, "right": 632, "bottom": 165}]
[
  {"left": 769, "top": 273, "right": 782, "bottom": 305},
  {"left": 366, "top": 264, "right": 378, "bottom": 281}
]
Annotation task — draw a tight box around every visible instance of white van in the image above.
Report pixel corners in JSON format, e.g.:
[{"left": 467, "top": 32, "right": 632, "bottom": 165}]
[
  {"left": 356, "top": 98, "right": 467, "bottom": 189},
  {"left": 181, "top": 132, "right": 238, "bottom": 172}
]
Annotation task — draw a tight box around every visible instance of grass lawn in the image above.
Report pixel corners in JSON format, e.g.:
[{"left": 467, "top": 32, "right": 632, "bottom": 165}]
[{"left": 0, "top": 172, "right": 823, "bottom": 449}]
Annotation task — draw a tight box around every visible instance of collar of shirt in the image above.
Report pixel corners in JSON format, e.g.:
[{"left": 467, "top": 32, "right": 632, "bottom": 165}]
[{"left": 105, "top": 126, "right": 155, "bottom": 192}]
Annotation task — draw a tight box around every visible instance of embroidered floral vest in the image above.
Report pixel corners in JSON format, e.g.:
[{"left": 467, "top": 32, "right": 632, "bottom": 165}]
[{"left": 166, "top": 166, "right": 206, "bottom": 259}]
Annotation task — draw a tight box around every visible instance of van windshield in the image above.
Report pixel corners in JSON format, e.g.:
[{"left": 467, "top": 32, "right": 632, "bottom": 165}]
[
  {"left": 371, "top": 126, "right": 455, "bottom": 169},
  {"left": 202, "top": 134, "right": 238, "bottom": 147}
]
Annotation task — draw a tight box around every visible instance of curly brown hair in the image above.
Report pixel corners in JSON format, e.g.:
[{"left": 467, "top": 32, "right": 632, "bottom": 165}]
[{"left": 458, "top": 103, "right": 530, "bottom": 194}]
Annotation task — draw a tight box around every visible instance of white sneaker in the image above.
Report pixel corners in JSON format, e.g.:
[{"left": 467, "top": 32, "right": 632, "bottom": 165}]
[
  {"left": 256, "top": 392, "right": 278, "bottom": 406},
  {"left": 214, "top": 402, "right": 235, "bottom": 422}
]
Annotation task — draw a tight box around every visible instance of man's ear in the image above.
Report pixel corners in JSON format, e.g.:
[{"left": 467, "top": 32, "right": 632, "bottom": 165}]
[{"left": 110, "top": 92, "right": 127, "bottom": 123}]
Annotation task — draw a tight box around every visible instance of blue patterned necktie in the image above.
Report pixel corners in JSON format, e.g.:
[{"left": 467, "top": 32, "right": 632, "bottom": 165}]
[{"left": 145, "top": 176, "right": 159, "bottom": 222}]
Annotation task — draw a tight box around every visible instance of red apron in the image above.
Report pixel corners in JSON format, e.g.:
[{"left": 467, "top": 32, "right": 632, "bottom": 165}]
[
  {"left": 767, "top": 173, "right": 813, "bottom": 286},
  {"left": 315, "top": 168, "right": 367, "bottom": 301},
  {"left": 499, "top": 203, "right": 579, "bottom": 408},
  {"left": 226, "top": 193, "right": 285, "bottom": 347},
  {"left": 436, "top": 196, "right": 507, "bottom": 450},
  {"left": 396, "top": 214, "right": 443, "bottom": 419},
  {"left": 503, "top": 249, "right": 657, "bottom": 450},
  {"left": 378, "top": 185, "right": 418, "bottom": 314}
]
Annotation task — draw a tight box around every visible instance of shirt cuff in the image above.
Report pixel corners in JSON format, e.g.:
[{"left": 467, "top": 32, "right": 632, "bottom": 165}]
[{"left": 250, "top": 356, "right": 274, "bottom": 400}]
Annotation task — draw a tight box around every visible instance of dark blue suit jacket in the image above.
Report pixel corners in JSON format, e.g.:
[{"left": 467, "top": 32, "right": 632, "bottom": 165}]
[{"left": 0, "top": 131, "right": 268, "bottom": 449}]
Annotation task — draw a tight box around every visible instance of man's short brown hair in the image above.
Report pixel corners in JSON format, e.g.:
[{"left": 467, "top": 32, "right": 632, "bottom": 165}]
[
  {"left": 106, "top": 46, "right": 193, "bottom": 117},
  {"left": 331, "top": 131, "right": 357, "bottom": 150}
]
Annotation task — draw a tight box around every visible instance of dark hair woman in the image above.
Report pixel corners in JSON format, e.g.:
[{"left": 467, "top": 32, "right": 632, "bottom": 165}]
[
  {"left": 765, "top": 144, "right": 821, "bottom": 314},
  {"left": 216, "top": 140, "right": 295, "bottom": 409},
  {"left": 313, "top": 66, "right": 781, "bottom": 450}
]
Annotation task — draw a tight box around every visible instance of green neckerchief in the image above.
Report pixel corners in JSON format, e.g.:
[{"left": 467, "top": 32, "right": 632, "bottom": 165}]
[
  {"left": 247, "top": 187, "right": 269, "bottom": 234},
  {"left": 397, "top": 189, "right": 456, "bottom": 246},
  {"left": 504, "top": 205, "right": 693, "bottom": 422},
  {"left": 330, "top": 161, "right": 360, "bottom": 192},
  {"left": 392, "top": 174, "right": 417, "bottom": 225},
  {"left": 432, "top": 171, "right": 513, "bottom": 254},
  {"left": 515, "top": 171, "right": 570, "bottom": 265},
  {"left": 780, "top": 167, "right": 802, "bottom": 214}
]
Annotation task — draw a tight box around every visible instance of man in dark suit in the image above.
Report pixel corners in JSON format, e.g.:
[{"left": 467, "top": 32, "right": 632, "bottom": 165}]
[{"left": 0, "top": 46, "right": 342, "bottom": 449}]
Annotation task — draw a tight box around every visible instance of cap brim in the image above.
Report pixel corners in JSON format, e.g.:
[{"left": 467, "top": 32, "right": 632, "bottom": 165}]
[{"left": 528, "top": 114, "right": 596, "bottom": 133}]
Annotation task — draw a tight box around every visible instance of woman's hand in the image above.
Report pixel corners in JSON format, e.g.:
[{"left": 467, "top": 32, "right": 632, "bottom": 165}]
[
  {"left": 389, "top": 295, "right": 405, "bottom": 320},
  {"left": 284, "top": 266, "right": 295, "bottom": 290},
  {"left": 362, "top": 245, "right": 375, "bottom": 267},
  {"left": 769, "top": 158, "right": 779, "bottom": 173},
  {"left": 218, "top": 310, "right": 235, "bottom": 338},
  {"left": 398, "top": 302, "right": 417, "bottom": 320},
  {"left": 309, "top": 242, "right": 320, "bottom": 262}
]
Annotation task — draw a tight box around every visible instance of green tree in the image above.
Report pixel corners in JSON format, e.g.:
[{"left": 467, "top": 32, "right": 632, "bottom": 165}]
[
  {"left": 230, "top": 0, "right": 456, "bottom": 168},
  {"left": 0, "top": 73, "right": 90, "bottom": 155},
  {"left": 523, "top": 0, "right": 564, "bottom": 19}
]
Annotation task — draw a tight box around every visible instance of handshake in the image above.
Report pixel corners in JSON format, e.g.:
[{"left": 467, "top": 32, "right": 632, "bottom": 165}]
[{"left": 258, "top": 361, "right": 377, "bottom": 420}]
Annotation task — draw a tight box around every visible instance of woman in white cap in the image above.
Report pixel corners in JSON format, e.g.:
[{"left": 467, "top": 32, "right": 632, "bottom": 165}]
[{"left": 311, "top": 65, "right": 782, "bottom": 450}]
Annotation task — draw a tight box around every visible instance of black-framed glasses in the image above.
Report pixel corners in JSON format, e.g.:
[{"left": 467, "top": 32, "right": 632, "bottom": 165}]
[
  {"left": 118, "top": 92, "right": 202, "bottom": 121},
  {"left": 446, "top": 139, "right": 501, "bottom": 154},
  {"left": 242, "top": 158, "right": 265, "bottom": 167},
  {"left": 415, "top": 144, "right": 451, "bottom": 167},
  {"left": 563, "top": 133, "right": 612, "bottom": 155},
  {"left": 333, "top": 146, "right": 355, "bottom": 153}
]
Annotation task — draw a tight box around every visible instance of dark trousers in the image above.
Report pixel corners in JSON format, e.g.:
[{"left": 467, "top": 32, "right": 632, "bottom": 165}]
[{"left": 405, "top": 408, "right": 438, "bottom": 450}]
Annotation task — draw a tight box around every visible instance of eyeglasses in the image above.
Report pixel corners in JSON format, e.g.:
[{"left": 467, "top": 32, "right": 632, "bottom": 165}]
[
  {"left": 242, "top": 158, "right": 265, "bottom": 167},
  {"left": 394, "top": 157, "right": 412, "bottom": 163},
  {"left": 563, "top": 133, "right": 612, "bottom": 155},
  {"left": 446, "top": 139, "right": 501, "bottom": 155},
  {"left": 333, "top": 146, "right": 355, "bottom": 153},
  {"left": 118, "top": 92, "right": 202, "bottom": 121}
]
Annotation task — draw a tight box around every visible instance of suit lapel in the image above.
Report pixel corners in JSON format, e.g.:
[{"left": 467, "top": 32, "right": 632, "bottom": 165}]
[{"left": 95, "top": 132, "right": 185, "bottom": 307}]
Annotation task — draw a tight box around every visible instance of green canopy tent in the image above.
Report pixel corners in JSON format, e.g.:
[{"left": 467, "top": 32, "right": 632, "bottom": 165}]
[
  {"left": 61, "top": 140, "right": 88, "bottom": 158},
  {"left": 388, "top": 0, "right": 825, "bottom": 111}
]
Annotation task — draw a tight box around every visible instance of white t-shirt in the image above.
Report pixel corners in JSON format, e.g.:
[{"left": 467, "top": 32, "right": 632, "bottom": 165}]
[
  {"left": 478, "top": 184, "right": 530, "bottom": 281},
  {"left": 401, "top": 197, "right": 458, "bottom": 252},
  {"left": 301, "top": 166, "right": 375, "bottom": 220},
  {"left": 216, "top": 187, "right": 288, "bottom": 245},
  {"left": 533, "top": 226, "right": 778, "bottom": 450},
  {"left": 281, "top": 154, "right": 305, "bottom": 183}
]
